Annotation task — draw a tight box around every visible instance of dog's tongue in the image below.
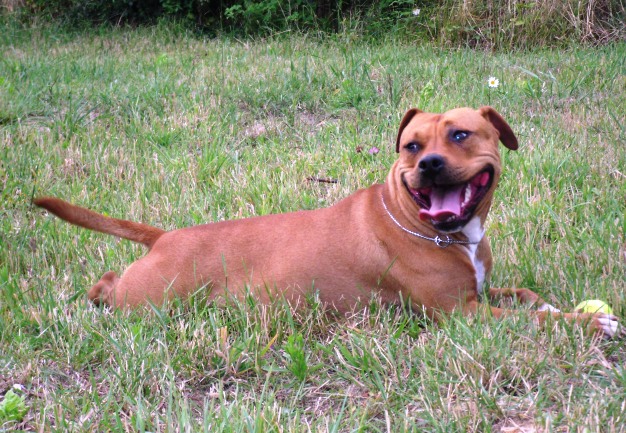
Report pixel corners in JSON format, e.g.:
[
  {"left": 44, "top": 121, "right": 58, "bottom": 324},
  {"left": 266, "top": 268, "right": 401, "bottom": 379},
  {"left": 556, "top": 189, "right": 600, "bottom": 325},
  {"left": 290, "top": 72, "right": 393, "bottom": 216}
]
[{"left": 419, "top": 184, "right": 464, "bottom": 222}]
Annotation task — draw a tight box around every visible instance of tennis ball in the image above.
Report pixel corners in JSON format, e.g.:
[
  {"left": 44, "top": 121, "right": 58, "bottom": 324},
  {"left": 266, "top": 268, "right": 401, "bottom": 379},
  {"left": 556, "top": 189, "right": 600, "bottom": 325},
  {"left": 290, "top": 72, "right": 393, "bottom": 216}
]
[{"left": 574, "top": 300, "right": 613, "bottom": 315}]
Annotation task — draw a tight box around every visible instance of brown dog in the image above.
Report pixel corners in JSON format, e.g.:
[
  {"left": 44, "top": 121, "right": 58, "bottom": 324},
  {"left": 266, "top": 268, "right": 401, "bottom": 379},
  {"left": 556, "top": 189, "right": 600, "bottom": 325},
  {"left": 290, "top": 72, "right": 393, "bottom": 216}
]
[{"left": 34, "top": 106, "right": 619, "bottom": 337}]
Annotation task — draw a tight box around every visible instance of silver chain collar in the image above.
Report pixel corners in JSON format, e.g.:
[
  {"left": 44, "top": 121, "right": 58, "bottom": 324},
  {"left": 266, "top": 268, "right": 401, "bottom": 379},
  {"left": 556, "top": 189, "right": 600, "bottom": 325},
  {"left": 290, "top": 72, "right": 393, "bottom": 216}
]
[{"left": 381, "top": 194, "right": 479, "bottom": 248}]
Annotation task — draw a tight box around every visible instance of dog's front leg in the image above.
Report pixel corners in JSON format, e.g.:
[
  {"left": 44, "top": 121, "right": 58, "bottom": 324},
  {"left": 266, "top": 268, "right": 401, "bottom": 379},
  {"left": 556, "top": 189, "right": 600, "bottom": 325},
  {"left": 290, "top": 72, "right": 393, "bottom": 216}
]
[
  {"left": 463, "top": 299, "right": 620, "bottom": 339},
  {"left": 486, "top": 287, "right": 560, "bottom": 312}
]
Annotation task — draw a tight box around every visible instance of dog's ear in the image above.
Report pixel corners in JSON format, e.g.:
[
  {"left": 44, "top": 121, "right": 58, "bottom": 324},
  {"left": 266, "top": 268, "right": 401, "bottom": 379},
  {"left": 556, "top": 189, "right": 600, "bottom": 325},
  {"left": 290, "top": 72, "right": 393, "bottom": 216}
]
[
  {"left": 478, "top": 106, "right": 518, "bottom": 150},
  {"left": 396, "top": 108, "right": 423, "bottom": 153}
]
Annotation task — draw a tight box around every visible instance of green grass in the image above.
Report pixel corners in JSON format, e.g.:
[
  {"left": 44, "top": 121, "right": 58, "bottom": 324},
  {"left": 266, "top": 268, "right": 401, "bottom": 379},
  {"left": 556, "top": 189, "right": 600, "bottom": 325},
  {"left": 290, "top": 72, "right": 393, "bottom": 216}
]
[{"left": 1, "top": 20, "right": 625, "bottom": 432}]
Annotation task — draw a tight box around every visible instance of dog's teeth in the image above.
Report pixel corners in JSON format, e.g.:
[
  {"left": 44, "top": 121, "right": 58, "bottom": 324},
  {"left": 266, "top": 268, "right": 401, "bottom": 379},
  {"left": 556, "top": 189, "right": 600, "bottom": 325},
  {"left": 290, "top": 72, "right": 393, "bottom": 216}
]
[{"left": 463, "top": 185, "right": 471, "bottom": 206}]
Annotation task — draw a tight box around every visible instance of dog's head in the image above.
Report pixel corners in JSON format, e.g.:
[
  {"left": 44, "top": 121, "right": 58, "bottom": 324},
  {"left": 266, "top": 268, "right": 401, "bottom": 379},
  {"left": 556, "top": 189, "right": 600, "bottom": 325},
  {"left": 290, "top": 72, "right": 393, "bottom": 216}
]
[{"left": 394, "top": 106, "right": 518, "bottom": 233}]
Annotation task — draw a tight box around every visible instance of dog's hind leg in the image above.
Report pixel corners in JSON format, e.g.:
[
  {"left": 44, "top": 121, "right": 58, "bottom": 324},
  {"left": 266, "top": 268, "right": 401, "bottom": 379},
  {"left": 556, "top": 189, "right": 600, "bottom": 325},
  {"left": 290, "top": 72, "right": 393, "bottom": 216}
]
[
  {"left": 85, "top": 252, "right": 182, "bottom": 309},
  {"left": 88, "top": 270, "right": 119, "bottom": 306}
]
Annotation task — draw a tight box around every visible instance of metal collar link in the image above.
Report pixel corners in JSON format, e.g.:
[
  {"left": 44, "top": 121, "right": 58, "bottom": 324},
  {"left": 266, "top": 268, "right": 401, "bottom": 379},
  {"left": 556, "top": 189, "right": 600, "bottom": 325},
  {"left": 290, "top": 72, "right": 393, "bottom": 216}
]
[{"left": 381, "top": 194, "right": 479, "bottom": 248}]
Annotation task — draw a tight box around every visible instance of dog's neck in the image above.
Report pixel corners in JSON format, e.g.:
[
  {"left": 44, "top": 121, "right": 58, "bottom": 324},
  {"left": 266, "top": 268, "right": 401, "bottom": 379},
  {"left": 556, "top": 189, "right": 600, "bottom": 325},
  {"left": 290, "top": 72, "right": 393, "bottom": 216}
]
[
  {"left": 461, "top": 215, "right": 485, "bottom": 244},
  {"left": 381, "top": 187, "right": 484, "bottom": 248},
  {"left": 384, "top": 165, "right": 492, "bottom": 243}
]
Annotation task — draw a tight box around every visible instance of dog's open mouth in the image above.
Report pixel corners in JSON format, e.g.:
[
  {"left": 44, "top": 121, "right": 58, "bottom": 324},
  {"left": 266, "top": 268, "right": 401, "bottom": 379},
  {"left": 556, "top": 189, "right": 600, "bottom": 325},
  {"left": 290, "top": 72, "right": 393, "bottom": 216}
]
[{"left": 406, "top": 167, "right": 493, "bottom": 231}]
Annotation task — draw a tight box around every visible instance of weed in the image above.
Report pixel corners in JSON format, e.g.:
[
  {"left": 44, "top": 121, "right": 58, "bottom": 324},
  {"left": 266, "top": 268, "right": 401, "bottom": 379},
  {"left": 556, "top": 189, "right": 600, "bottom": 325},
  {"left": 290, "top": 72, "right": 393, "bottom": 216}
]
[{"left": 283, "top": 333, "right": 308, "bottom": 382}]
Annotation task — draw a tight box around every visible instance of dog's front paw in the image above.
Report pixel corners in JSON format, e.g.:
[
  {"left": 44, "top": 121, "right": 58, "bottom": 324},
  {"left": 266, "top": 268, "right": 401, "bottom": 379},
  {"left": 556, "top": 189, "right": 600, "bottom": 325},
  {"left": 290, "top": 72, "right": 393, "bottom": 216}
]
[{"left": 590, "top": 313, "right": 620, "bottom": 339}]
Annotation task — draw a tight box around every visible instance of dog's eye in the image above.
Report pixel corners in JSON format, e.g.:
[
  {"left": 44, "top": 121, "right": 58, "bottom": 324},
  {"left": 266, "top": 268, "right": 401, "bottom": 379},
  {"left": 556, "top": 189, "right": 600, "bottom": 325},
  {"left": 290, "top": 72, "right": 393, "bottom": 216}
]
[
  {"left": 451, "top": 130, "right": 471, "bottom": 143},
  {"left": 405, "top": 142, "right": 421, "bottom": 152}
]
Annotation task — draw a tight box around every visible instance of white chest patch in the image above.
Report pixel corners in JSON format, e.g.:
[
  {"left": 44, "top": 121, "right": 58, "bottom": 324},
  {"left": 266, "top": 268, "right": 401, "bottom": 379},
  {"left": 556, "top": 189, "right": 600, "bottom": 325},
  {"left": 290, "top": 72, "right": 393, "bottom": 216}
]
[{"left": 461, "top": 216, "right": 486, "bottom": 294}]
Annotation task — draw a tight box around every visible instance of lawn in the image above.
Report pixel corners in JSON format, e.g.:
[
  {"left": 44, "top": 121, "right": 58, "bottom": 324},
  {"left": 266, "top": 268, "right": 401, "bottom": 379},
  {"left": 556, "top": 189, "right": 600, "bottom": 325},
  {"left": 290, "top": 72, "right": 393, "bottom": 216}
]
[{"left": 1, "top": 21, "right": 625, "bottom": 432}]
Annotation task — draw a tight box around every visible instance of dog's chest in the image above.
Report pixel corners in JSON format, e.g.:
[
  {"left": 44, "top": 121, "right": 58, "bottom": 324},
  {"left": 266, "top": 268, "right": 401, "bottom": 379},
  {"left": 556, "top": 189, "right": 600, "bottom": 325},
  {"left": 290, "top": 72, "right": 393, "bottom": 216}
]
[{"left": 461, "top": 217, "right": 486, "bottom": 294}]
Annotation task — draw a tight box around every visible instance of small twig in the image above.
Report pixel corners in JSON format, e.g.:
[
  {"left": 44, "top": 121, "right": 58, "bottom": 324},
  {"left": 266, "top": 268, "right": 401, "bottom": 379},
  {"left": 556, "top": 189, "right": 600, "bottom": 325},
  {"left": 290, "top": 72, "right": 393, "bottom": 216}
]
[{"left": 306, "top": 176, "right": 338, "bottom": 184}]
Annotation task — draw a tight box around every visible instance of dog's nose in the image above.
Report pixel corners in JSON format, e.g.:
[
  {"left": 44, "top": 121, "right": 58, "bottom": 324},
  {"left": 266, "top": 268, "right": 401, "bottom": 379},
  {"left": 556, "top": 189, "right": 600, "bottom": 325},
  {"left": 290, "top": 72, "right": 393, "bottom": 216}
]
[{"left": 418, "top": 154, "right": 446, "bottom": 178}]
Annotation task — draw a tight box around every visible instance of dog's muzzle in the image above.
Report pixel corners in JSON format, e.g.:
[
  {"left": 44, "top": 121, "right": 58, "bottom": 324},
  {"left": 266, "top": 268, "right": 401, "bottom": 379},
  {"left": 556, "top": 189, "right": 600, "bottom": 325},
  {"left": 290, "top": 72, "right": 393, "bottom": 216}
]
[{"left": 406, "top": 164, "right": 494, "bottom": 232}]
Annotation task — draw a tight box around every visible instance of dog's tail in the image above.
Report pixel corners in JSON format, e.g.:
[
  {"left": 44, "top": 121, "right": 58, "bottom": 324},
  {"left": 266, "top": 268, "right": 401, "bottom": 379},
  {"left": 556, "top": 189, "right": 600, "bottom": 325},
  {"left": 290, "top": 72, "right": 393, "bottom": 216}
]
[{"left": 33, "top": 196, "right": 165, "bottom": 248}]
